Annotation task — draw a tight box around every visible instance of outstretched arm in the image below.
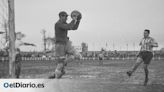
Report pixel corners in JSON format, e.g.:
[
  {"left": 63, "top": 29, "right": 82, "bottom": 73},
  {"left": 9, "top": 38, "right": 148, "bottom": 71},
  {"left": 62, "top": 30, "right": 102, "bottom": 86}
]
[{"left": 151, "top": 42, "right": 158, "bottom": 47}]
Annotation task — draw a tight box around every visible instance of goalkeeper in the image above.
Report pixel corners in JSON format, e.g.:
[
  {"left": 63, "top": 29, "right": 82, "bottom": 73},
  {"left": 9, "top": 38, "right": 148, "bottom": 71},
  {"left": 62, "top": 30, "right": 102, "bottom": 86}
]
[{"left": 49, "top": 11, "right": 82, "bottom": 79}]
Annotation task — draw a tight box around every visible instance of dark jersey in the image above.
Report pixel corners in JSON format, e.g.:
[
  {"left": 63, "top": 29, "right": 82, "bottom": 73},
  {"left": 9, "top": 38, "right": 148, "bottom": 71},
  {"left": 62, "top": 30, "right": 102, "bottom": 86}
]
[{"left": 55, "top": 20, "right": 80, "bottom": 44}]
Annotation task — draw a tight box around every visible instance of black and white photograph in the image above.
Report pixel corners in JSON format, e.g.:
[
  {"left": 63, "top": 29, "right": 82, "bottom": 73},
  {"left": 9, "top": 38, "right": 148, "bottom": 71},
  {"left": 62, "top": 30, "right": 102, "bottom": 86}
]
[{"left": 0, "top": 0, "right": 164, "bottom": 92}]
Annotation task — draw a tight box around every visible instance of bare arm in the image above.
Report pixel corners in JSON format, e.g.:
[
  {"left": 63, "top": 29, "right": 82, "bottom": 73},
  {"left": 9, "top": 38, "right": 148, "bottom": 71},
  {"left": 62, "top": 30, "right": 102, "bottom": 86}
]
[
  {"left": 150, "top": 38, "right": 158, "bottom": 47},
  {"left": 139, "top": 39, "right": 143, "bottom": 46}
]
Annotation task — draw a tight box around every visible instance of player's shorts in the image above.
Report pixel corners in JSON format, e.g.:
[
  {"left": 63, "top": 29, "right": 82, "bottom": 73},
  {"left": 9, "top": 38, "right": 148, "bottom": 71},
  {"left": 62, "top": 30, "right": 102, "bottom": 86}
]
[
  {"left": 137, "top": 51, "right": 153, "bottom": 64},
  {"left": 54, "top": 41, "right": 74, "bottom": 56},
  {"left": 65, "top": 40, "right": 75, "bottom": 55},
  {"left": 54, "top": 43, "right": 66, "bottom": 57}
]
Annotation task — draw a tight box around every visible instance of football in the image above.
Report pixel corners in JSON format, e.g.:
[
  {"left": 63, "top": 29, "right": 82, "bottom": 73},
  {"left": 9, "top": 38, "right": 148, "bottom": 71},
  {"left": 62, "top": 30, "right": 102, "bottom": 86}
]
[{"left": 71, "top": 10, "right": 82, "bottom": 19}]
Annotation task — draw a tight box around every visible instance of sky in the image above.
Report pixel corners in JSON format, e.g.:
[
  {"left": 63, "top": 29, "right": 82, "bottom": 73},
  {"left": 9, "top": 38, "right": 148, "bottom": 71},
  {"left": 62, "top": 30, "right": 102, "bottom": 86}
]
[{"left": 2, "top": 0, "right": 164, "bottom": 51}]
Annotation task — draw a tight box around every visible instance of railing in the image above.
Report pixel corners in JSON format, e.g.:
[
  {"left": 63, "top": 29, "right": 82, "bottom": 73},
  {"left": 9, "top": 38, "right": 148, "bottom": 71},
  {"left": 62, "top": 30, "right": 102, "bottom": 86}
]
[
  {"left": 80, "top": 56, "right": 164, "bottom": 61},
  {"left": 0, "top": 56, "right": 164, "bottom": 62},
  {"left": 0, "top": 57, "right": 57, "bottom": 62}
]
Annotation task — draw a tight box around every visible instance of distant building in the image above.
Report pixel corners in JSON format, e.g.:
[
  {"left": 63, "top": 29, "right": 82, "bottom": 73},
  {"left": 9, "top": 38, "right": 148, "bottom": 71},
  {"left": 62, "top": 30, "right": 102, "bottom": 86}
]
[
  {"left": 74, "top": 46, "right": 82, "bottom": 52},
  {"left": 160, "top": 48, "right": 164, "bottom": 52},
  {"left": 81, "top": 42, "right": 88, "bottom": 52}
]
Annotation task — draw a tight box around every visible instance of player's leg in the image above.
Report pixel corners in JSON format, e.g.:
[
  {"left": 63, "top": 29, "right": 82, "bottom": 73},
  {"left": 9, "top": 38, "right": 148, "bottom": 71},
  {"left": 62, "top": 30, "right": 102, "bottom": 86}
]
[
  {"left": 55, "top": 44, "right": 66, "bottom": 79},
  {"left": 49, "top": 44, "right": 66, "bottom": 79},
  {"left": 55, "top": 58, "right": 65, "bottom": 79},
  {"left": 143, "top": 64, "right": 149, "bottom": 86},
  {"left": 127, "top": 57, "right": 143, "bottom": 77},
  {"left": 99, "top": 57, "right": 103, "bottom": 65},
  {"left": 65, "top": 41, "right": 74, "bottom": 64},
  {"left": 65, "top": 55, "right": 74, "bottom": 63},
  {"left": 15, "top": 53, "right": 21, "bottom": 78},
  {"left": 143, "top": 52, "right": 153, "bottom": 86},
  {"left": 101, "top": 56, "right": 104, "bottom": 65},
  {"left": 15, "top": 62, "right": 21, "bottom": 78}
]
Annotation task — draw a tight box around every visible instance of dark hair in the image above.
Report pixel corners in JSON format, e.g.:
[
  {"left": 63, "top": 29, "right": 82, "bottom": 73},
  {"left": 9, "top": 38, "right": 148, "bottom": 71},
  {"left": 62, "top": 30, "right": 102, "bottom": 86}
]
[
  {"left": 59, "top": 11, "right": 68, "bottom": 17},
  {"left": 144, "top": 29, "right": 150, "bottom": 34}
]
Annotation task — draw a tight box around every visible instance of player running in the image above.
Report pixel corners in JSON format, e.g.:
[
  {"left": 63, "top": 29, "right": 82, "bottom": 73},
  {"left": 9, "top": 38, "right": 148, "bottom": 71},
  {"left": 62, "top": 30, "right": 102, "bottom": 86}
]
[{"left": 127, "top": 29, "right": 158, "bottom": 86}]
